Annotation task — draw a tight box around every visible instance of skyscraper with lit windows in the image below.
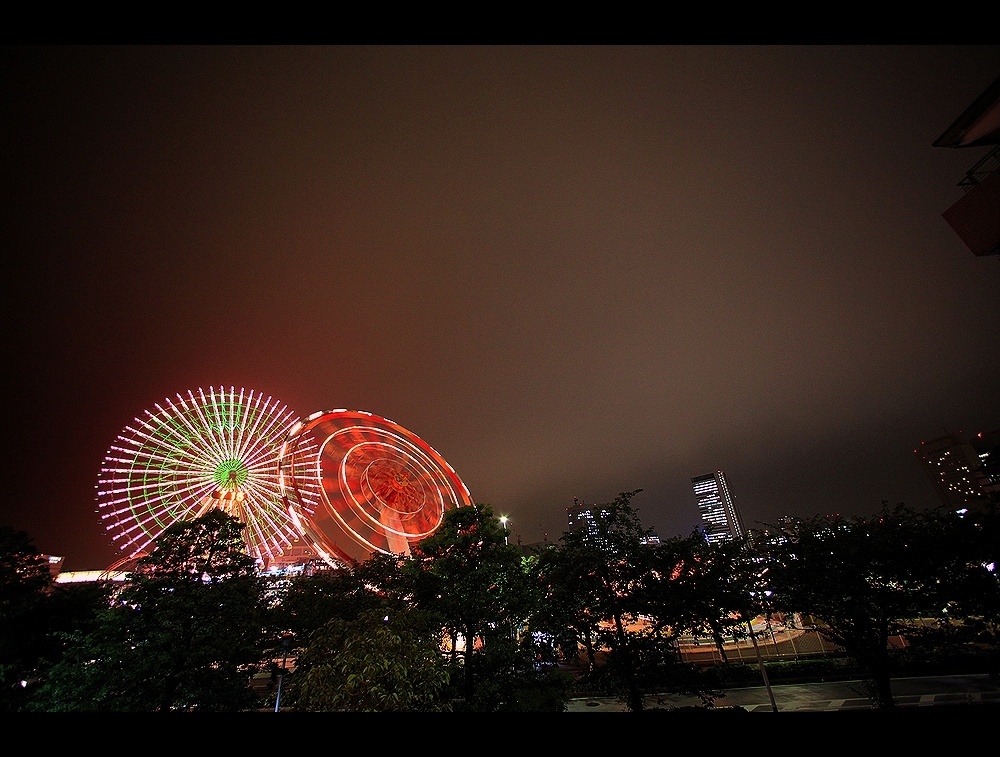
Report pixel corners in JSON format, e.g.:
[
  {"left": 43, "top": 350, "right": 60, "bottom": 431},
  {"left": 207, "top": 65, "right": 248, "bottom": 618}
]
[
  {"left": 566, "top": 497, "right": 660, "bottom": 547},
  {"left": 691, "top": 470, "right": 746, "bottom": 545}
]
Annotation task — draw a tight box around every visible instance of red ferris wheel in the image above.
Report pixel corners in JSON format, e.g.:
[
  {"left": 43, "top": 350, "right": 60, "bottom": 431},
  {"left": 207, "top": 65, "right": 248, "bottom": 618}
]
[{"left": 280, "top": 410, "right": 473, "bottom": 566}]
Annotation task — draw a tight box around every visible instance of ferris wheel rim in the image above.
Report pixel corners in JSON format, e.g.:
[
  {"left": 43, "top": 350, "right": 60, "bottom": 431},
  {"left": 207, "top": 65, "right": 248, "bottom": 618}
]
[
  {"left": 279, "top": 409, "right": 473, "bottom": 566},
  {"left": 96, "top": 386, "right": 319, "bottom": 563}
]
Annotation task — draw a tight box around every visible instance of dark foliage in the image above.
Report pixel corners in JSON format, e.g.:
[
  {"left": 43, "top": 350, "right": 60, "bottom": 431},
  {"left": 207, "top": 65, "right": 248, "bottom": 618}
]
[
  {"left": 31, "top": 511, "right": 271, "bottom": 711},
  {"left": 409, "top": 503, "right": 554, "bottom": 711},
  {"left": 760, "top": 502, "right": 1000, "bottom": 707},
  {"left": 0, "top": 527, "right": 54, "bottom": 710}
]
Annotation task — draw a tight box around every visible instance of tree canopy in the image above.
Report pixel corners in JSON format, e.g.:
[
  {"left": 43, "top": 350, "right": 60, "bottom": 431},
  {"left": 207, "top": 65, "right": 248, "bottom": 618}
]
[
  {"left": 292, "top": 608, "right": 451, "bottom": 712},
  {"left": 533, "top": 490, "right": 721, "bottom": 711},
  {"left": 1, "top": 527, "right": 55, "bottom": 710},
  {"left": 10, "top": 495, "right": 997, "bottom": 712},
  {"left": 32, "top": 511, "right": 272, "bottom": 711},
  {"left": 409, "top": 502, "right": 547, "bottom": 710},
  {"left": 759, "top": 503, "right": 984, "bottom": 707}
]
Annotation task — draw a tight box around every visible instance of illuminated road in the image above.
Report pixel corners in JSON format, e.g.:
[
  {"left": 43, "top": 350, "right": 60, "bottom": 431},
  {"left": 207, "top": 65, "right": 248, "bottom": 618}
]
[{"left": 566, "top": 674, "right": 1000, "bottom": 712}]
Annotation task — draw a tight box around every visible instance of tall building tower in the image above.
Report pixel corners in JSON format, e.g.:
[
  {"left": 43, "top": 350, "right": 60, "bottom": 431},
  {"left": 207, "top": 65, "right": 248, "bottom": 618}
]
[
  {"left": 915, "top": 431, "right": 1000, "bottom": 512},
  {"left": 691, "top": 471, "right": 746, "bottom": 545}
]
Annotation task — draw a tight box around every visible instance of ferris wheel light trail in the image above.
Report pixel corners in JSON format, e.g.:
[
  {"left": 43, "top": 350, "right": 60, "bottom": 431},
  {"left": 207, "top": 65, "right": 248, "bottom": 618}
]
[
  {"left": 96, "top": 387, "right": 322, "bottom": 564},
  {"left": 280, "top": 410, "right": 473, "bottom": 566}
]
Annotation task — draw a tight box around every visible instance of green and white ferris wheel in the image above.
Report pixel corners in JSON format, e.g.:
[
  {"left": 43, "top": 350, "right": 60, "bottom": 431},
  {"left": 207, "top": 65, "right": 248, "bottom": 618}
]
[{"left": 96, "top": 386, "right": 321, "bottom": 563}]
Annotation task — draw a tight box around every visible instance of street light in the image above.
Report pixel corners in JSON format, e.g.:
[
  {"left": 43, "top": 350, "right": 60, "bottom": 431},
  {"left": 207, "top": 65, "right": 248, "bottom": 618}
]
[
  {"left": 499, "top": 516, "right": 509, "bottom": 545},
  {"left": 274, "top": 632, "right": 292, "bottom": 713},
  {"left": 745, "top": 615, "right": 778, "bottom": 712}
]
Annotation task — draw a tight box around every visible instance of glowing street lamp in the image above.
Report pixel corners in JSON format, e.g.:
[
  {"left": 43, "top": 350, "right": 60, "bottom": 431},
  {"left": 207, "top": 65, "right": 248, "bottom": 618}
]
[{"left": 499, "top": 516, "right": 509, "bottom": 545}]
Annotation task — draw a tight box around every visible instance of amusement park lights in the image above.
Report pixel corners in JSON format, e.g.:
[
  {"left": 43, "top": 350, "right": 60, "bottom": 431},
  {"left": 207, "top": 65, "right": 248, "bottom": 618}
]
[
  {"left": 96, "top": 388, "right": 472, "bottom": 568},
  {"left": 279, "top": 410, "right": 474, "bottom": 565}
]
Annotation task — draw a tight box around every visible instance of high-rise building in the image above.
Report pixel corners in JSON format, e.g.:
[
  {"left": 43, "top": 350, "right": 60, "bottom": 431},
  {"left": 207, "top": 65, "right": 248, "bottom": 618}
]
[
  {"left": 691, "top": 471, "right": 746, "bottom": 545},
  {"left": 915, "top": 430, "right": 1000, "bottom": 512},
  {"left": 566, "top": 497, "right": 614, "bottom": 550},
  {"left": 566, "top": 497, "right": 598, "bottom": 534}
]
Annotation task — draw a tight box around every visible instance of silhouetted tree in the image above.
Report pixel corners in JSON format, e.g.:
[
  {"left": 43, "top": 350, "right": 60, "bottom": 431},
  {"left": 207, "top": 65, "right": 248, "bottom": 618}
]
[
  {"left": 409, "top": 503, "right": 544, "bottom": 711},
  {"left": 932, "top": 503, "right": 1000, "bottom": 630},
  {"left": 276, "top": 552, "right": 413, "bottom": 641},
  {"left": 0, "top": 527, "right": 54, "bottom": 710},
  {"left": 899, "top": 503, "right": 1000, "bottom": 666},
  {"left": 33, "top": 511, "right": 271, "bottom": 711},
  {"left": 644, "top": 533, "right": 759, "bottom": 664},
  {"left": 535, "top": 490, "right": 654, "bottom": 711},
  {"left": 761, "top": 503, "right": 947, "bottom": 708}
]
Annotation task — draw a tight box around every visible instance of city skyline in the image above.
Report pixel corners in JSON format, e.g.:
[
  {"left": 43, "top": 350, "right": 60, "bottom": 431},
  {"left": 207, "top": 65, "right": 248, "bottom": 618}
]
[{"left": 3, "top": 46, "right": 998, "bottom": 570}]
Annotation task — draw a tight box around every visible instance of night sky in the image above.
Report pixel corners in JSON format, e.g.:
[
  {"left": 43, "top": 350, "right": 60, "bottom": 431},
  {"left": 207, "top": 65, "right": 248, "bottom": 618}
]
[{"left": 3, "top": 46, "right": 998, "bottom": 571}]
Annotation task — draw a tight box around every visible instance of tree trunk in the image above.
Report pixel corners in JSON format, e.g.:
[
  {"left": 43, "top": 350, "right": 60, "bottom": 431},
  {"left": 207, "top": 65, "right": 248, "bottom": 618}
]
[
  {"left": 463, "top": 625, "right": 475, "bottom": 705},
  {"left": 869, "top": 620, "right": 895, "bottom": 708},
  {"left": 709, "top": 620, "right": 729, "bottom": 664},
  {"left": 612, "top": 610, "right": 643, "bottom": 712},
  {"left": 582, "top": 626, "right": 596, "bottom": 672},
  {"left": 160, "top": 672, "right": 179, "bottom": 711},
  {"left": 837, "top": 622, "right": 896, "bottom": 709}
]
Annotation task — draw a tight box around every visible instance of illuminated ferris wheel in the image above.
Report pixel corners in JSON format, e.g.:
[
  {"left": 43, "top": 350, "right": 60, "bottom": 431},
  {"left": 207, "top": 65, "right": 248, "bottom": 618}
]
[
  {"left": 96, "top": 387, "right": 321, "bottom": 564},
  {"left": 280, "top": 410, "right": 473, "bottom": 566}
]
